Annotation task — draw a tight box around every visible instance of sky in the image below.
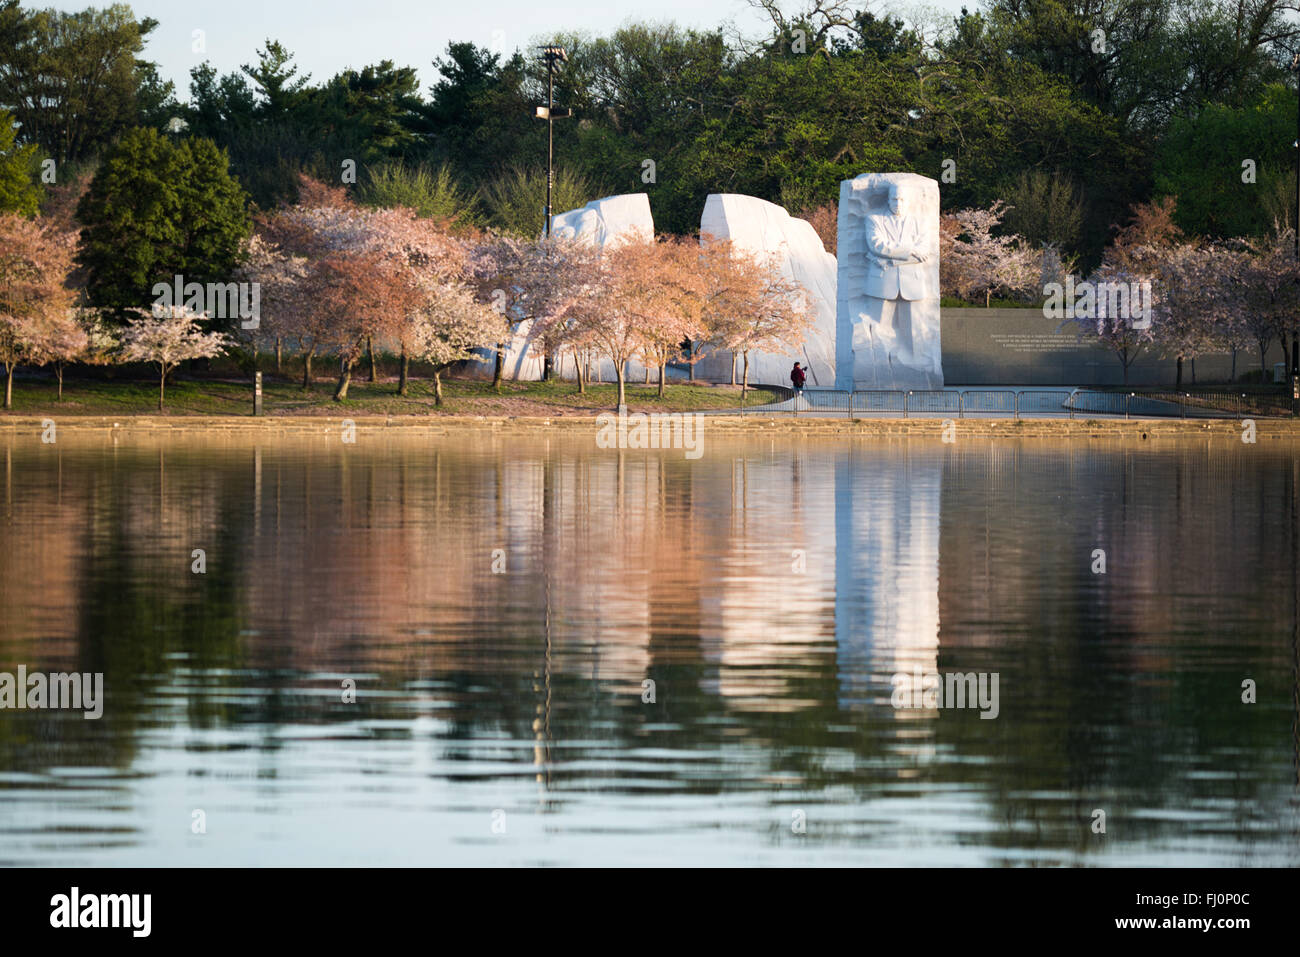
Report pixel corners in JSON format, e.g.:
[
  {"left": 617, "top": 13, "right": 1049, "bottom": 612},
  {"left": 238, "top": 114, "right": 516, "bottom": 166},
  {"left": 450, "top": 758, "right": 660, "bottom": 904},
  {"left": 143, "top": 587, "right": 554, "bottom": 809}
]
[{"left": 47, "top": 0, "right": 973, "bottom": 99}]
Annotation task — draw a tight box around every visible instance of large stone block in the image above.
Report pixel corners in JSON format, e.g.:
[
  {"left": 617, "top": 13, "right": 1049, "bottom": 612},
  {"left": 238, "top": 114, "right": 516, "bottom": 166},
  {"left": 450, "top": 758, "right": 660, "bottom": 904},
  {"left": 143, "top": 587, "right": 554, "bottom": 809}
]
[
  {"left": 550, "top": 193, "right": 654, "bottom": 247},
  {"left": 471, "top": 194, "right": 655, "bottom": 382},
  {"left": 699, "top": 194, "right": 838, "bottom": 389},
  {"left": 837, "top": 173, "right": 943, "bottom": 391}
]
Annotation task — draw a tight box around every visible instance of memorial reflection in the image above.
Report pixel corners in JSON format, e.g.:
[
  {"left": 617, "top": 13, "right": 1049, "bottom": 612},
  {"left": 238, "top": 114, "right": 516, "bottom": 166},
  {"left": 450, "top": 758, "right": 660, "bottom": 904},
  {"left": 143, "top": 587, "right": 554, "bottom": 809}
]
[{"left": 0, "top": 432, "right": 1296, "bottom": 864}]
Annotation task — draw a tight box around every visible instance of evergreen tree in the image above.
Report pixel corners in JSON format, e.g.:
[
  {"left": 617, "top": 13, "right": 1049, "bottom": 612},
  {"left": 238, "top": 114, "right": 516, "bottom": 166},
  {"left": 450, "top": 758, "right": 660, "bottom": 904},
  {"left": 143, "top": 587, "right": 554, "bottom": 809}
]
[
  {"left": 0, "top": 108, "right": 41, "bottom": 215},
  {"left": 76, "top": 128, "right": 251, "bottom": 320}
]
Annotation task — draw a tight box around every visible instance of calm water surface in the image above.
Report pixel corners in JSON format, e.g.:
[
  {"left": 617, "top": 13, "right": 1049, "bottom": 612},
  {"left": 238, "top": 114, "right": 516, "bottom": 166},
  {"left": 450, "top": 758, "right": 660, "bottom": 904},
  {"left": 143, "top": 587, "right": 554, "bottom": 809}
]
[{"left": 0, "top": 430, "right": 1297, "bottom": 866}]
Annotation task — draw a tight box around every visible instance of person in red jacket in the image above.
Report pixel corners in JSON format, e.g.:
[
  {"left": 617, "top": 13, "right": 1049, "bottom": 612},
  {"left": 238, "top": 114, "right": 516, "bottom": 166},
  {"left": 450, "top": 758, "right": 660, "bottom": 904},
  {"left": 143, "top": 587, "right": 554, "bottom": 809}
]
[{"left": 790, "top": 362, "right": 807, "bottom": 396}]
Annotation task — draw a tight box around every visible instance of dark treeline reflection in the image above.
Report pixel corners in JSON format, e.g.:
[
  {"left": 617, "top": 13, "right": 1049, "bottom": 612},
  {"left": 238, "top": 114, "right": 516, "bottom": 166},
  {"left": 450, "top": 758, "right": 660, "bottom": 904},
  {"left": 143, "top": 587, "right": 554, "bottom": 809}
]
[{"left": 0, "top": 433, "right": 1296, "bottom": 864}]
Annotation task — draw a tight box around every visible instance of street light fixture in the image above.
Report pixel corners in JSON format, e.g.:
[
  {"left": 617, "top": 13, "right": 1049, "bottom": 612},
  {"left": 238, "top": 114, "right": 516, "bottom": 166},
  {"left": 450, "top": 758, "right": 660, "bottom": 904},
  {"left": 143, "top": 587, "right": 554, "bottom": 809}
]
[
  {"left": 536, "top": 46, "right": 572, "bottom": 240},
  {"left": 535, "top": 46, "right": 571, "bottom": 382},
  {"left": 1291, "top": 56, "right": 1300, "bottom": 409}
]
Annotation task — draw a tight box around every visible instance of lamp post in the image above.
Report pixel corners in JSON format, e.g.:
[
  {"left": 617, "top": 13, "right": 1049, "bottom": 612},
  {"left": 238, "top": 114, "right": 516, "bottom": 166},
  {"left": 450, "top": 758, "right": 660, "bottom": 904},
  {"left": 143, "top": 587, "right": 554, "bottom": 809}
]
[
  {"left": 1293, "top": 55, "right": 1299, "bottom": 410},
  {"left": 535, "top": 45, "right": 570, "bottom": 380},
  {"left": 536, "top": 46, "right": 571, "bottom": 239}
]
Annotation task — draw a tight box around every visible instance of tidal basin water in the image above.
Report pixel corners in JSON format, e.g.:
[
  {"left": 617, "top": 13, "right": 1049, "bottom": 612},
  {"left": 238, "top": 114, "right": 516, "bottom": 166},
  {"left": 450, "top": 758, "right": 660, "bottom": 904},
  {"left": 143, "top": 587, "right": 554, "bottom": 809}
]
[{"left": 1, "top": 430, "right": 1297, "bottom": 866}]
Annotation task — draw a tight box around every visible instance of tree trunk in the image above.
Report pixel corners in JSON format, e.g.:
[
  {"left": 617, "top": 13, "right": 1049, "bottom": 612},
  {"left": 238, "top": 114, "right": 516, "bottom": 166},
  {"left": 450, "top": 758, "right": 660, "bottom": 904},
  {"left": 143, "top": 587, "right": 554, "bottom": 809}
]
[
  {"left": 576, "top": 354, "right": 586, "bottom": 394},
  {"left": 433, "top": 367, "right": 444, "bottom": 406},
  {"left": 493, "top": 342, "right": 504, "bottom": 391},
  {"left": 543, "top": 353, "right": 553, "bottom": 381},
  {"left": 275, "top": 338, "right": 283, "bottom": 374},
  {"left": 742, "top": 353, "right": 750, "bottom": 390},
  {"left": 730, "top": 353, "right": 737, "bottom": 386},
  {"left": 615, "top": 364, "right": 627, "bottom": 411},
  {"left": 644, "top": 363, "right": 651, "bottom": 385},
  {"left": 1260, "top": 340, "right": 1270, "bottom": 374},
  {"left": 3, "top": 365, "right": 11, "bottom": 410},
  {"left": 56, "top": 363, "right": 64, "bottom": 401},
  {"left": 688, "top": 341, "right": 696, "bottom": 382},
  {"left": 302, "top": 348, "right": 315, "bottom": 391},
  {"left": 334, "top": 358, "right": 354, "bottom": 401},
  {"left": 1175, "top": 355, "right": 1183, "bottom": 388},
  {"left": 657, "top": 363, "right": 666, "bottom": 397},
  {"left": 1230, "top": 348, "right": 1236, "bottom": 383},
  {"left": 366, "top": 336, "right": 377, "bottom": 382},
  {"left": 397, "top": 344, "right": 409, "bottom": 396},
  {"left": 158, "top": 364, "right": 166, "bottom": 412},
  {"left": 1191, "top": 357, "right": 1196, "bottom": 385}
]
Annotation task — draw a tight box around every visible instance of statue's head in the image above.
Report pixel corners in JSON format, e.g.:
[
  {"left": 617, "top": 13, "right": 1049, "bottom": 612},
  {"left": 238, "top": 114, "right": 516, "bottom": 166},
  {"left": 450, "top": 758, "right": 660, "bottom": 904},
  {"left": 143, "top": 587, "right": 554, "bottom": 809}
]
[{"left": 888, "top": 181, "right": 920, "bottom": 216}]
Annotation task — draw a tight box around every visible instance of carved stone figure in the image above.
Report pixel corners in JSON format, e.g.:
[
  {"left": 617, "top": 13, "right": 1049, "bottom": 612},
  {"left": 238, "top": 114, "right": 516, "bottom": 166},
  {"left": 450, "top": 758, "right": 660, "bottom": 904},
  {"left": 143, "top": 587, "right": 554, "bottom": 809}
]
[{"left": 837, "top": 173, "right": 943, "bottom": 390}]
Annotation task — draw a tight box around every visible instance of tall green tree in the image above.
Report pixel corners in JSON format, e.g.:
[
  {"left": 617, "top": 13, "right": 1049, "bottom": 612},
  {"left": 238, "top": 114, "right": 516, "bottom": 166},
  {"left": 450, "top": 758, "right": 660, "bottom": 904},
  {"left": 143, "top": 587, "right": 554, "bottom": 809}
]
[
  {"left": 319, "top": 61, "right": 423, "bottom": 161},
  {"left": 76, "top": 127, "right": 251, "bottom": 319},
  {"left": 421, "top": 43, "right": 539, "bottom": 184},
  {"left": 241, "top": 40, "right": 311, "bottom": 121},
  {"left": 0, "top": 107, "right": 41, "bottom": 215},
  {"left": 0, "top": 1, "right": 169, "bottom": 164},
  {"left": 1154, "top": 84, "right": 1297, "bottom": 237}
]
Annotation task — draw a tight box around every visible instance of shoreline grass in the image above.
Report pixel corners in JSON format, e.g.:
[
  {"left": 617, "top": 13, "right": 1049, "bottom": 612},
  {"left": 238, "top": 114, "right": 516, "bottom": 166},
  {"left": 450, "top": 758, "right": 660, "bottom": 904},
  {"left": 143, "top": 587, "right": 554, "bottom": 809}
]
[{"left": 0, "top": 373, "right": 783, "bottom": 417}]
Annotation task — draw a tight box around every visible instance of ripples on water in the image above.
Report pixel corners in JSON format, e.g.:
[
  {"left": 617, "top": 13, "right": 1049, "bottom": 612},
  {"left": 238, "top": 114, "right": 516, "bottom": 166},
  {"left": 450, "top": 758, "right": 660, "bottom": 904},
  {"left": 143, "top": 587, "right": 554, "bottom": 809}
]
[{"left": 0, "top": 432, "right": 1296, "bottom": 865}]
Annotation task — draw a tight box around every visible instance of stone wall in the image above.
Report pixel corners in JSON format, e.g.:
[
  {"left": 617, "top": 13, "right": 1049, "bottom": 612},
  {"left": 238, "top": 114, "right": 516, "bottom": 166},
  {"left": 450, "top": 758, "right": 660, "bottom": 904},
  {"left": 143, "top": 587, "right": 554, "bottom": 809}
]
[{"left": 941, "top": 308, "right": 1289, "bottom": 387}]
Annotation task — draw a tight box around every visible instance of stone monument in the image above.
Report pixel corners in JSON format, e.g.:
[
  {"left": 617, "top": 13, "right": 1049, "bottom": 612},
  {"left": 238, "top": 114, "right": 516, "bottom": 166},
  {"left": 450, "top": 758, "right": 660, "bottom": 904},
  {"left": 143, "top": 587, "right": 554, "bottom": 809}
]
[
  {"left": 836, "top": 173, "right": 943, "bottom": 390},
  {"left": 473, "top": 194, "right": 655, "bottom": 381},
  {"left": 550, "top": 193, "right": 654, "bottom": 248},
  {"left": 698, "top": 194, "right": 838, "bottom": 387}
]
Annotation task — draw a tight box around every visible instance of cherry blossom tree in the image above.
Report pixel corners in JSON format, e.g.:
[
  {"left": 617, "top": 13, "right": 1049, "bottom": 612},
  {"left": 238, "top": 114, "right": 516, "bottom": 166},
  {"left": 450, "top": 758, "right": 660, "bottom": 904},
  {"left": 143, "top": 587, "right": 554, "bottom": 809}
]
[
  {"left": 1073, "top": 198, "right": 1188, "bottom": 384},
  {"left": 1147, "top": 243, "right": 1227, "bottom": 387},
  {"left": 941, "top": 201, "right": 1040, "bottom": 306},
  {"left": 1075, "top": 263, "right": 1158, "bottom": 385},
  {"left": 308, "top": 251, "right": 419, "bottom": 400},
  {"left": 407, "top": 282, "right": 502, "bottom": 404},
  {"left": 28, "top": 308, "right": 90, "bottom": 401},
  {"left": 700, "top": 237, "right": 813, "bottom": 402},
  {"left": 0, "top": 214, "right": 77, "bottom": 408},
  {"left": 564, "top": 236, "right": 662, "bottom": 411},
  {"left": 633, "top": 237, "right": 709, "bottom": 398},
  {"left": 1237, "top": 229, "right": 1300, "bottom": 378},
  {"left": 258, "top": 177, "right": 472, "bottom": 399},
  {"left": 235, "top": 233, "right": 308, "bottom": 376},
  {"left": 472, "top": 233, "right": 600, "bottom": 391},
  {"left": 119, "top": 306, "right": 231, "bottom": 411}
]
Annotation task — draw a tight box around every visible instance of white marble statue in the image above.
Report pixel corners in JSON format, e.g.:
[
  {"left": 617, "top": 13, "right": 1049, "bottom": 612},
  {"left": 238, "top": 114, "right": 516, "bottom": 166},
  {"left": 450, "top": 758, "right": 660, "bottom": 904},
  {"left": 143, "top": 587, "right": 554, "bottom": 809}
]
[
  {"left": 471, "top": 194, "right": 655, "bottom": 382},
  {"left": 837, "top": 173, "right": 943, "bottom": 390},
  {"left": 697, "top": 194, "right": 838, "bottom": 387},
  {"left": 550, "top": 193, "right": 653, "bottom": 248}
]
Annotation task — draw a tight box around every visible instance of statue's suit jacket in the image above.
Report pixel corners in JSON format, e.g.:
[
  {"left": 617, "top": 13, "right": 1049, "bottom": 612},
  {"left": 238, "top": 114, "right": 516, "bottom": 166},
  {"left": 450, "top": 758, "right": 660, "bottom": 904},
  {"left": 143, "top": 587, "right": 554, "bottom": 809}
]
[{"left": 863, "top": 213, "right": 937, "bottom": 302}]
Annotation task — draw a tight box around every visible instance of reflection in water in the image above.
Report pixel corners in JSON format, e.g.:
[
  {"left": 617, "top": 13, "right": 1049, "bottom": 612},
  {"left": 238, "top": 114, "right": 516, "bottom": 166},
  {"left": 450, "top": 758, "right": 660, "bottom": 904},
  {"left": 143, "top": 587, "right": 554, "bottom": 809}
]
[{"left": 0, "top": 431, "right": 1297, "bottom": 866}]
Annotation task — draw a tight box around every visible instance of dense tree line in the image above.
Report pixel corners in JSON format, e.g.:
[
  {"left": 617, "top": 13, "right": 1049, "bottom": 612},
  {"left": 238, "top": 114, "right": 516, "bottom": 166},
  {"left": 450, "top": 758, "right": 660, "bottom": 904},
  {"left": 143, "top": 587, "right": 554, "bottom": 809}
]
[
  {"left": 3, "top": 0, "right": 1298, "bottom": 265},
  {"left": 4, "top": 0, "right": 1300, "bottom": 400}
]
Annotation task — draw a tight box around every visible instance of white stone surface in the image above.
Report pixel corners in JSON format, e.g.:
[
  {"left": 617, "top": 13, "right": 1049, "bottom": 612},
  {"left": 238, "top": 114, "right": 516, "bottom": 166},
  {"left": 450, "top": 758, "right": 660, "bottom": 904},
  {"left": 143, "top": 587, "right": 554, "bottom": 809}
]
[
  {"left": 469, "top": 194, "right": 655, "bottom": 382},
  {"left": 837, "top": 173, "right": 943, "bottom": 390},
  {"left": 698, "top": 194, "right": 838, "bottom": 388},
  {"left": 551, "top": 193, "right": 653, "bottom": 248}
]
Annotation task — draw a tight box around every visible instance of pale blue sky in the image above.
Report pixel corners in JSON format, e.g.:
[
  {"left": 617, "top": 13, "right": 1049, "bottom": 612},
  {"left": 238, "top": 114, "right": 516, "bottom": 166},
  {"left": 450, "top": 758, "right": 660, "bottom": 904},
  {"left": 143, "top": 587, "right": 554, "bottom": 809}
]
[{"left": 48, "top": 0, "right": 971, "bottom": 98}]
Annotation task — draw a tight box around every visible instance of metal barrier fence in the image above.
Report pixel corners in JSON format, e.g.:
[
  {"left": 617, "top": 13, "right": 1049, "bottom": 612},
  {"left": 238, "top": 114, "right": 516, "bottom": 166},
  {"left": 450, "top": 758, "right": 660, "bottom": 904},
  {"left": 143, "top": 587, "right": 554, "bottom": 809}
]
[{"left": 747, "top": 388, "right": 1298, "bottom": 418}]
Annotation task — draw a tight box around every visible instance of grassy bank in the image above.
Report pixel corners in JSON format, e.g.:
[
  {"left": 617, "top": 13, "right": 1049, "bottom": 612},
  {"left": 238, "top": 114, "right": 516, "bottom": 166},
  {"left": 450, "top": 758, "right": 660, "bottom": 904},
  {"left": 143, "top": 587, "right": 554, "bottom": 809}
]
[
  {"left": 0, "top": 373, "right": 783, "bottom": 417},
  {"left": 4, "top": 414, "right": 1300, "bottom": 440}
]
